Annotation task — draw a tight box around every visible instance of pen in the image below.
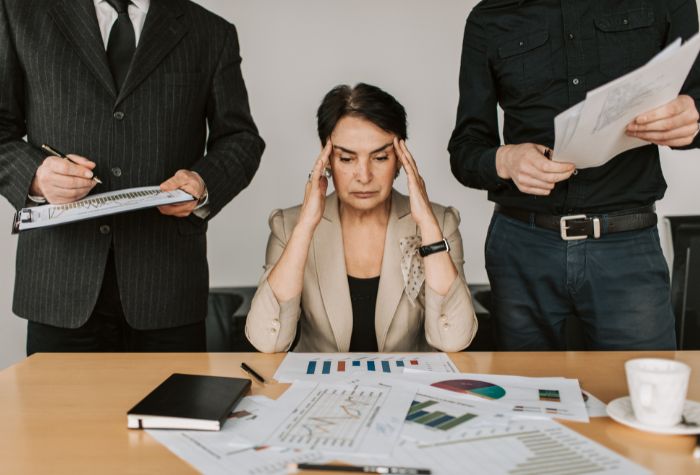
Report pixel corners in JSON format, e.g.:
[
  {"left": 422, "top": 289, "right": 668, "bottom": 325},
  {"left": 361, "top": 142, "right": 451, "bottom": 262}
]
[
  {"left": 240, "top": 362, "right": 266, "bottom": 384},
  {"left": 693, "top": 434, "right": 700, "bottom": 460},
  {"left": 289, "top": 463, "right": 431, "bottom": 474},
  {"left": 41, "top": 144, "right": 103, "bottom": 184},
  {"left": 543, "top": 148, "right": 552, "bottom": 160}
]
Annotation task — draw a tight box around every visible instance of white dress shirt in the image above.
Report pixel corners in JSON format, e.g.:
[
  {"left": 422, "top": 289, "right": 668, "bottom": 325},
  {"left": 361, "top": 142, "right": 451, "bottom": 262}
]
[{"left": 94, "top": 0, "right": 150, "bottom": 48}]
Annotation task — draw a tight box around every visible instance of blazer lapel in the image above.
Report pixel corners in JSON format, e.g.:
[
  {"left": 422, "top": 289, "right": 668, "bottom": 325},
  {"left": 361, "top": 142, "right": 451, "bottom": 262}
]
[
  {"left": 376, "top": 190, "right": 416, "bottom": 351},
  {"left": 313, "top": 193, "right": 353, "bottom": 352},
  {"left": 49, "top": 0, "right": 117, "bottom": 98},
  {"left": 116, "top": 0, "right": 188, "bottom": 104}
]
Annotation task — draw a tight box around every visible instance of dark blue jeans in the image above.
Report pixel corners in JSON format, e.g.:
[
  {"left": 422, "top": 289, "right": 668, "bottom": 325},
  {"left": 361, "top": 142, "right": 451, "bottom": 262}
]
[{"left": 485, "top": 211, "right": 676, "bottom": 350}]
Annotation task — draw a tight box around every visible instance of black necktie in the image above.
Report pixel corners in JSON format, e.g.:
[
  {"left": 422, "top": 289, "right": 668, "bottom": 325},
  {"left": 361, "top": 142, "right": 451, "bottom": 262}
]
[{"left": 105, "top": 0, "right": 135, "bottom": 92}]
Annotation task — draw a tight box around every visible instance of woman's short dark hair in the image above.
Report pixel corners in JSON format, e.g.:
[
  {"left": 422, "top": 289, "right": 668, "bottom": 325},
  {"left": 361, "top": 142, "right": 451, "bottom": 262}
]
[{"left": 317, "top": 83, "right": 407, "bottom": 144}]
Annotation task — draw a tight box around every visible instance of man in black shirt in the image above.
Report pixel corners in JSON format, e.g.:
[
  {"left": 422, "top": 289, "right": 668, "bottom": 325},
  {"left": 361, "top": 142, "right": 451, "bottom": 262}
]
[{"left": 449, "top": 0, "right": 700, "bottom": 350}]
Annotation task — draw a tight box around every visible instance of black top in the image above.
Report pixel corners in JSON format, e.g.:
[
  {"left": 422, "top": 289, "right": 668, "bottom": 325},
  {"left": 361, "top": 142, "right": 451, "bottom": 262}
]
[
  {"left": 348, "top": 275, "right": 380, "bottom": 352},
  {"left": 448, "top": 0, "right": 700, "bottom": 214}
]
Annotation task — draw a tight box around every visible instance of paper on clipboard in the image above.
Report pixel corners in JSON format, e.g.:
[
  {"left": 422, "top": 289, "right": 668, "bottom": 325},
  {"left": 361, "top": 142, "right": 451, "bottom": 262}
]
[{"left": 12, "top": 186, "right": 194, "bottom": 233}]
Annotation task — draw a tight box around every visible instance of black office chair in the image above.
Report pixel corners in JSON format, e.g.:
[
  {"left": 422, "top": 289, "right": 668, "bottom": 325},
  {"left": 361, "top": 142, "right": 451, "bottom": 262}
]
[
  {"left": 206, "top": 286, "right": 258, "bottom": 352},
  {"left": 666, "top": 215, "right": 700, "bottom": 349}
]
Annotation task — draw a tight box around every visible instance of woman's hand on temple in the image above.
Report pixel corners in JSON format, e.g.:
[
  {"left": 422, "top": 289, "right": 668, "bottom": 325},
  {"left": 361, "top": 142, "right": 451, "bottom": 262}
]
[
  {"left": 297, "top": 140, "right": 332, "bottom": 233},
  {"left": 394, "top": 138, "right": 440, "bottom": 237}
]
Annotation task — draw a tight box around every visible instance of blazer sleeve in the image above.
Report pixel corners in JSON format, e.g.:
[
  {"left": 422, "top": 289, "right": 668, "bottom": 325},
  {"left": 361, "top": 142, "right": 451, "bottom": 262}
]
[
  {"left": 190, "top": 22, "right": 265, "bottom": 220},
  {"left": 423, "top": 207, "right": 478, "bottom": 352},
  {"left": 245, "top": 209, "right": 302, "bottom": 353},
  {"left": 0, "top": 0, "right": 45, "bottom": 210}
]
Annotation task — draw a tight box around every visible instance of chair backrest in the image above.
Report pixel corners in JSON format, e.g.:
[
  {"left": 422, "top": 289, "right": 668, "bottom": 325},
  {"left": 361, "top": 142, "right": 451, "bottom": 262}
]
[
  {"left": 666, "top": 216, "right": 700, "bottom": 350},
  {"left": 206, "top": 287, "right": 258, "bottom": 352}
]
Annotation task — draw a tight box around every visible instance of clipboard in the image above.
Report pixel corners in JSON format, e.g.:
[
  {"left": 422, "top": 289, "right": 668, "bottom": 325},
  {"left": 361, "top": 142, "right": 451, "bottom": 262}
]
[{"left": 12, "top": 186, "right": 194, "bottom": 233}]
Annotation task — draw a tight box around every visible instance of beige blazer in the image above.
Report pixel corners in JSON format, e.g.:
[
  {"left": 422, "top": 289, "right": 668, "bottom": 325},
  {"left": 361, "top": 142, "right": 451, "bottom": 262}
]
[{"left": 245, "top": 190, "right": 477, "bottom": 353}]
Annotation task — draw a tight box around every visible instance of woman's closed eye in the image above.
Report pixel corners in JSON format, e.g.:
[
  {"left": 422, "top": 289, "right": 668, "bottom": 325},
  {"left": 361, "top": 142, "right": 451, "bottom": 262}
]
[
  {"left": 339, "top": 156, "right": 354, "bottom": 162},
  {"left": 374, "top": 155, "right": 389, "bottom": 161}
]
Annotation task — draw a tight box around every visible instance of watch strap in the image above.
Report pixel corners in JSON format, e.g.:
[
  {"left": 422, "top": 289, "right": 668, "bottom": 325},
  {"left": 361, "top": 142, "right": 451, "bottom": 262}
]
[{"left": 418, "top": 238, "right": 450, "bottom": 257}]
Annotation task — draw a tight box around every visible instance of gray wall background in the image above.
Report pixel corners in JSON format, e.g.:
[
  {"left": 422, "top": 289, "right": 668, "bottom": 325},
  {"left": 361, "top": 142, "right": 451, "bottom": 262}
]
[{"left": 1, "top": 0, "right": 698, "bottom": 369}]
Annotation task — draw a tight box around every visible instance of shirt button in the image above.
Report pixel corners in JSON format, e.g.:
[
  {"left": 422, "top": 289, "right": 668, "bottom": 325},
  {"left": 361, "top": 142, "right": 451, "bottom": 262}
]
[
  {"left": 623, "top": 18, "right": 629, "bottom": 25},
  {"left": 568, "top": 33, "right": 575, "bottom": 40},
  {"left": 572, "top": 78, "right": 580, "bottom": 86},
  {"left": 111, "top": 167, "right": 122, "bottom": 177},
  {"left": 269, "top": 327, "right": 278, "bottom": 334},
  {"left": 113, "top": 111, "right": 125, "bottom": 120},
  {"left": 573, "top": 169, "right": 579, "bottom": 175},
  {"left": 99, "top": 224, "right": 111, "bottom": 235},
  {"left": 519, "top": 41, "right": 524, "bottom": 47}
]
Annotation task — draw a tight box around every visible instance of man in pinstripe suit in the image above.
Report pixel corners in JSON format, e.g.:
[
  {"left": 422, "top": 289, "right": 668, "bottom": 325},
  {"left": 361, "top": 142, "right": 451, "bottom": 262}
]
[{"left": 0, "top": 0, "right": 265, "bottom": 353}]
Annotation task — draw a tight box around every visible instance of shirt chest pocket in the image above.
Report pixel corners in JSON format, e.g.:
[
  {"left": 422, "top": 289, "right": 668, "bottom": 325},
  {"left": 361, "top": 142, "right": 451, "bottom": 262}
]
[
  {"left": 495, "top": 31, "right": 553, "bottom": 96},
  {"left": 595, "top": 6, "right": 659, "bottom": 78}
]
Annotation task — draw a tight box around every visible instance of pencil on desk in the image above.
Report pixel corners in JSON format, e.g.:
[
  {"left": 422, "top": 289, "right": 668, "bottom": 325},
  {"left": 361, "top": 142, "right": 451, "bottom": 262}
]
[
  {"left": 288, "top": 463, "right": 431, "bottom": 474},
  {"left": 240, "top": 362, "right": 266, "bottom": 384},
  {"left": 41, "top": 144, "right": 103, "bottom": 184}
]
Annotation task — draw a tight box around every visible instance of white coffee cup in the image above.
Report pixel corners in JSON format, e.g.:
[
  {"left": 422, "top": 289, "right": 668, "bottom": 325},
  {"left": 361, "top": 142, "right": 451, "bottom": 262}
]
[{"left": 625, "top": 358, "right": 691, "bottom": 427}]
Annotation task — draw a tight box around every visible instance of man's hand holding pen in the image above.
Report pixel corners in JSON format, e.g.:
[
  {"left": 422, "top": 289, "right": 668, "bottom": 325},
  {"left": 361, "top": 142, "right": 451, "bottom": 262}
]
[{"left": 30, "top": 153, "right": 98, "bottom": 204}]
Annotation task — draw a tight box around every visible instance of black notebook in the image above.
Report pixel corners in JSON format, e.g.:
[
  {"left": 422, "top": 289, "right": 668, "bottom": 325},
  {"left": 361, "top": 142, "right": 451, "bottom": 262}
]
[{"left": 127, "top": 373, "right": 251, "bottom": 431}]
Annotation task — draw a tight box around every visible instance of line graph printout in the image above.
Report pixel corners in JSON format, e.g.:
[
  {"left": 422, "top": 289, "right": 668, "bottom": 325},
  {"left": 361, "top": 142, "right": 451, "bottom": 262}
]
[
  {"left": 273, "top": 353, "right": 458, "bottom": 382},
  {"left": 265, "top": 382, "right": 415, "bottom": 455},
  {"left": 12, "top": 186, "right": 194, "bottom": 232}
]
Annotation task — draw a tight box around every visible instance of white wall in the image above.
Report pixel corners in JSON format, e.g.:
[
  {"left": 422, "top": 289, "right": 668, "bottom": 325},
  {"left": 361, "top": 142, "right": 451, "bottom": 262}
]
[{"left": 1, "top": 0, "right": 699, "bottom": 369}]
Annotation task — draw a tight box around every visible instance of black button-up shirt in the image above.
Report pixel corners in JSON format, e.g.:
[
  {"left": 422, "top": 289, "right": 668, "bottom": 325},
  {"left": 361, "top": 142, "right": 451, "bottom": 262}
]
[{"left": 448, "top": 0, "right": 700, "bottom": 214}]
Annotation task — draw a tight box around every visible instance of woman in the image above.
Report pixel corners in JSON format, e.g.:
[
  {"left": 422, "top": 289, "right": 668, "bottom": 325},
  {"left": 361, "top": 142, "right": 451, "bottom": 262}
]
[{"left": 246, "top": 83, "right": 477, "bottom": 353}]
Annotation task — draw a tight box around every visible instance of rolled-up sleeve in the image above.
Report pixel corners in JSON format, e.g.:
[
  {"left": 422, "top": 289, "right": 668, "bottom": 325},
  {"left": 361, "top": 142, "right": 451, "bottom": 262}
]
[
  {"left": 245, "top": 210, "right": 301, "bottom": 353},
  {"left": 423, "top": 207, "right": 478, "bottom": 352}
]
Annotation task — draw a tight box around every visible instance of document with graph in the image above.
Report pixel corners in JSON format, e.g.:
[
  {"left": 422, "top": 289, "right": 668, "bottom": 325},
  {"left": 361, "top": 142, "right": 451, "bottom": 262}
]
[
  {"left": 264, "top": 381, "right": 415, "bottom": 455},
  {"left": 12, "top": 186, "right": 194, "bottom": 233},
  {"left": 273, "top": 352, "right": 458, "bottom": 382}
]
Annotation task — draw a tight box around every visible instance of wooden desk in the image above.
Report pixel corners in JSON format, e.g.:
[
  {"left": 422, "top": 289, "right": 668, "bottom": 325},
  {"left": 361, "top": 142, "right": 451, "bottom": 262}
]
[{"left": 0, "top": 352, "right": 698, "bottom": 474}]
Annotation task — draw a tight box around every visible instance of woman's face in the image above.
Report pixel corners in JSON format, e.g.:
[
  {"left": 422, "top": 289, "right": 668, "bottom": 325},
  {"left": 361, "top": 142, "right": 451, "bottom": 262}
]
[{"left": 329, "top": 115, "right": 400, "bottom": 213}]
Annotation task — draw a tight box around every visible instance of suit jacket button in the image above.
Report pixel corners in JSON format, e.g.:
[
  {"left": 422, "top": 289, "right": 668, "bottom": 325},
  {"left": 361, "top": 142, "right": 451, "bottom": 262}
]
[
  {"left": 111, "top": 167, "right": 122, "bottom": 177},
  {"left": 99, "top": 225, "right": 111, "bottom": 235},
  {"left": 113, "top": 111, "right": 125, "bottom": 120}
]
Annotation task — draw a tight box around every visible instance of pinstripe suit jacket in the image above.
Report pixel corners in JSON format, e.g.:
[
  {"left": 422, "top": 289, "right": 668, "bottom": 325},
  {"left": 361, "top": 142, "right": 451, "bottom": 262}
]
[{"left": 0, "top": 0, "right": 264, "bottom": 329}]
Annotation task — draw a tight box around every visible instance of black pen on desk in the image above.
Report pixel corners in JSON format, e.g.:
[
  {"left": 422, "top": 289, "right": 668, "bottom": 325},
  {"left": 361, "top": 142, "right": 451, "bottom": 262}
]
[
  {"left": 289, "top": 463, "right": 431, "bottom": 474},
  {"left": 693, "top": 434, "right": 700, "bottom": 460},
  {"left": 41, "top": 144, "right": 103, "bottom": 184},
  {"left": 240, "top": 362, "right": 266, "bottom": 384}
]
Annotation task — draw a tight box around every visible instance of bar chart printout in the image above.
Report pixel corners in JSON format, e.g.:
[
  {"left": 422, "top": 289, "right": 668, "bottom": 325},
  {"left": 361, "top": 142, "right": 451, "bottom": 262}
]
[{"left": 274, "top": 353, "right": 458, "bottom": 382}]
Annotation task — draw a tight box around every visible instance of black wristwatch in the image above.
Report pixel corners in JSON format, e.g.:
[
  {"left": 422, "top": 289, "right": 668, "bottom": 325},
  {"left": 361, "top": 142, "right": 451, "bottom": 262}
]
[{"left": 418, "top": 238, "right": 450, "bottom": 257}]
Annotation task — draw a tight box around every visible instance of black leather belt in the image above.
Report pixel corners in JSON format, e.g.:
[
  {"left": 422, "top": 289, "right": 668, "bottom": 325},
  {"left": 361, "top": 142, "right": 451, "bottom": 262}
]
[{"left": 494, "top": 204, "right": 657, "bottom": 240}]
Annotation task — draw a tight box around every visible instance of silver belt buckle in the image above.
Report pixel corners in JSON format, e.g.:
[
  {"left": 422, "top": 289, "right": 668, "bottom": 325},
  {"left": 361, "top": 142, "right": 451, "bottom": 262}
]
[{"left": 560, "top": 214, "right": 601, "bottom": 241}]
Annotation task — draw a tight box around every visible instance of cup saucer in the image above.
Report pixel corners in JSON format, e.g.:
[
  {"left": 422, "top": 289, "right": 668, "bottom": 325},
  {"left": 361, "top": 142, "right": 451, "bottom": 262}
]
[{"left": 606, "top": 396, "right": 700, "bottom": 435}]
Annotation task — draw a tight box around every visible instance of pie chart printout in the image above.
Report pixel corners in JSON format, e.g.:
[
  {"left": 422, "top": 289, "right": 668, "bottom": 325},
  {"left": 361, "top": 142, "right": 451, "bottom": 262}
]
[{"left": 430, "top": 379, "right": 507, "bottom": 400}]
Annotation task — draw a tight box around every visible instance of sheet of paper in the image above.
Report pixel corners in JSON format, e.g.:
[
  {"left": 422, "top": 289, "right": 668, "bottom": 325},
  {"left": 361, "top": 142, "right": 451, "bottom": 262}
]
[
  {"left": 339, "top": 419, "right": 651, "bottom": 475},
  {"left": 273, "top": 352, "right": 457, "bottom": 382},
  {"left": 13, "top": 186, "right": 194, "bottom": 232},
  {"left": 264, "top": 381, "right": 415, "bottom": 455},
  {"left": 401, "top": 370, "right": 589, "bottom": 423},
  {"left": 583, "top": 389, "right": 609, "bottom": 418},
  {"left": 400, "top": 384, "right": 511, "bottom": 443},
  {"left": 553, "top": 33, "right": 700, "bottom": 169}
]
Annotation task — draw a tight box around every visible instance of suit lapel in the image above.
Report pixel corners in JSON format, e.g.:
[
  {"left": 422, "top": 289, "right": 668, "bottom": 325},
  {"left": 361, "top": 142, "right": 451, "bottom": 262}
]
[
  {"left": 313, "top": 193, "right": 353, "bottom": 352},
  {"left": 49, "top": 0, "right": 117, "bottom": 98},
  {"left": 116, "top": 0, "right": 188, "bottom": 104},
  {"left": 376, "top": 190, "right": 416, "bottom": 351}
]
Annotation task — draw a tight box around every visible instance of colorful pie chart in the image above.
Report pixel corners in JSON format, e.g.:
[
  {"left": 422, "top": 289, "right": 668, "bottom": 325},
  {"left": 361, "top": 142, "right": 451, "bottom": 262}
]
[{"left": 431, "top": 379, "right": 506, "bottom": 400}]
